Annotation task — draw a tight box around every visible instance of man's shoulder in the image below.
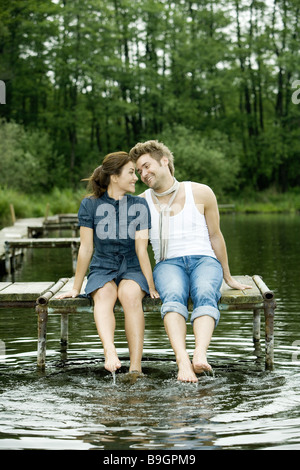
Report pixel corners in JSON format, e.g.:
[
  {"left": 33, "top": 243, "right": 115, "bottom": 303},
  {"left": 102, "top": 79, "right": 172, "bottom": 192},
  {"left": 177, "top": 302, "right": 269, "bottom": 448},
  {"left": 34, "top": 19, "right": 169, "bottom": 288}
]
[
  {"left": 135, "top": 191, "right": 146, "bottom": 198},
  {"left": 189, "top": 182, "right": 217, "bottom": 208},
  {"left": 190, "top": 181, "right": 214, "bottom": 196}
]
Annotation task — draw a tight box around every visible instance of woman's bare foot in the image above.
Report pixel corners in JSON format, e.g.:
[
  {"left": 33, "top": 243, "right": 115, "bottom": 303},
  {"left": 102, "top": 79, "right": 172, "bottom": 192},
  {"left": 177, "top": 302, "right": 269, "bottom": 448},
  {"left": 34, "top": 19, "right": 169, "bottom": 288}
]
[
  {"left": 192, "top": 348, "right": 212, "bottom": 374},
  {"left": 104, "top": 347, "right": 121, "bottom": 373},
  {"left": 177, "top": 353, "right": 198, "bottom": 383}
]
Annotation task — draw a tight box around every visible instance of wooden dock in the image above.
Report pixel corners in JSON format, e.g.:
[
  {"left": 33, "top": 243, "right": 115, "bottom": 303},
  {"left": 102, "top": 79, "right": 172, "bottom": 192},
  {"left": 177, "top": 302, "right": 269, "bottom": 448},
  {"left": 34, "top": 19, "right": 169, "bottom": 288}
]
[
  {"left": 0, "top": 213, "right": 79, "bottom": 276},
  {"left": 0, "top": 274, "right": 276, "bottom": 371},
  {"left": 4, "top": 238, "right": 80, "bottom": 276}
]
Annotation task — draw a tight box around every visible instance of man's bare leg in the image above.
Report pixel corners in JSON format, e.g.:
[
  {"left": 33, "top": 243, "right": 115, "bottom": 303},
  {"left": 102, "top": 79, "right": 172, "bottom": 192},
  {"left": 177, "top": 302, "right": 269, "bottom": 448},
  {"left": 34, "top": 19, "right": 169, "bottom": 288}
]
[
  {"left": 92, "top": 281, "right": 121, "bottom": 373},
  {"left": 164, "top": 312, "right": 198, "bottom": 383},
  {"left": 192, "top": 315, "right": 215, "bottom": 373}
]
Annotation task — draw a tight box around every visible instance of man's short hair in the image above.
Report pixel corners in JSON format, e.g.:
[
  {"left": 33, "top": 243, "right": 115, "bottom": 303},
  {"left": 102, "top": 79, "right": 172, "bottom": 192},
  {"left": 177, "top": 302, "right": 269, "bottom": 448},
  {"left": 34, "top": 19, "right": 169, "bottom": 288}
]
[{"left": 129, "top": 140, "right": 175, "bottom": 176}]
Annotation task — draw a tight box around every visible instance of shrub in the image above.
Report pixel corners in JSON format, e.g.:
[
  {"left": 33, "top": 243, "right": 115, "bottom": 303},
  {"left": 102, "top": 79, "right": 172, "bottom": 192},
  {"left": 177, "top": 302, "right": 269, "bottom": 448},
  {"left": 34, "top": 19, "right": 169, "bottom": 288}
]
[{"left": 157, "top": 126, "right": 241, "bottom": 198}]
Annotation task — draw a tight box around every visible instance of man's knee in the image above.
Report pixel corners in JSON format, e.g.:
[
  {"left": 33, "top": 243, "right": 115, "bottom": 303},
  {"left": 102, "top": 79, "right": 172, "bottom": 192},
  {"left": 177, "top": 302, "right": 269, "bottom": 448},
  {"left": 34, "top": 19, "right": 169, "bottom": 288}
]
[
  {"left": 161, "top": 301, "right": 189, "bottom": 322},
  {"left": 191, "top": 307, "right": 221, "bottom": 327}
]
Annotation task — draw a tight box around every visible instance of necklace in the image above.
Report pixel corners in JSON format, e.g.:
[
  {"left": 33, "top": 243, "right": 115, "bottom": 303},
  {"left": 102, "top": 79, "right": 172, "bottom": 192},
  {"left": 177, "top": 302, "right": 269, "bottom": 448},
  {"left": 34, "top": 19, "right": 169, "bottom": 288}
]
[{"left": 151, "top": 178, "right": 180, "bottom": 261}]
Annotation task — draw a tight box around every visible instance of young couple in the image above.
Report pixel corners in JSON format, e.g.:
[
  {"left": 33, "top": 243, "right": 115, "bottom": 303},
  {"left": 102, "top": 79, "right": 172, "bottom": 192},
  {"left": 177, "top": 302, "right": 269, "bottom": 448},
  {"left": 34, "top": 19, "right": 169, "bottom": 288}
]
[{"left": 57, "top": 141, "right": 251, "bottom": 383}]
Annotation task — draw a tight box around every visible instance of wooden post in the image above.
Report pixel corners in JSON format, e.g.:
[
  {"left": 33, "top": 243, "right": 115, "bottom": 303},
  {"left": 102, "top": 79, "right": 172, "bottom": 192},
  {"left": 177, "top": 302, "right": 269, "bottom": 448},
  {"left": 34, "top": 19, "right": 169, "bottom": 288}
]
[
  {"left": 264, "top": 299, "right": 276, "bottom": 370},
  {"left": 9, "top": 204, "right": 16, "bottom": 225},
  {"left": 35, "top": 278, "right": 69, "bottom": 368},
  {"left": 253, "top": 308, "right": 261, "bottom": 343},
  {"left": 44, "top": 202, "right": 50, "bottom": 222},
  {"left": 252, "top": 275, "right": 276, "bottom": 369},
  {"left": 4, "top": 242, "right": 11, "bottom": 275},
  {"left": 60, "top": 313, "right": 69, "bottom": 351},
  {"left": 36, "top": 303, "right": 48, "bottom": 369}
]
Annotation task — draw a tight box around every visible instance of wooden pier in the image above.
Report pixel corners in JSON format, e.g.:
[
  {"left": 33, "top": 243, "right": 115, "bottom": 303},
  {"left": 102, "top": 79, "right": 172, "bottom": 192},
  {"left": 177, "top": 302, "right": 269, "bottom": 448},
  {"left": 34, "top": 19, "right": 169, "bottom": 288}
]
[
  {"left": 4, "top": 238, "right": 80, "bottom": 276},
  {"left": 0, "top": 274, "right": 276, "bottom": 371},
  {"left": 0, "top": 213, "right": 79, "bottom": 276}
]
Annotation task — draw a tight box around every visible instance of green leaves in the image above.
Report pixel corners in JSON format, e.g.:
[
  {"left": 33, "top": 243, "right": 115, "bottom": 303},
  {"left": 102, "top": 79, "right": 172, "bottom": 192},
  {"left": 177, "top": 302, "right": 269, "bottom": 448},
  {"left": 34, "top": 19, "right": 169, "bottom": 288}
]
[
  {"left": 0, "top": 120, "right": 66, "bottom": 193},
  {"left": 0, "top": 0, "right": 300, "bottom": 194}
]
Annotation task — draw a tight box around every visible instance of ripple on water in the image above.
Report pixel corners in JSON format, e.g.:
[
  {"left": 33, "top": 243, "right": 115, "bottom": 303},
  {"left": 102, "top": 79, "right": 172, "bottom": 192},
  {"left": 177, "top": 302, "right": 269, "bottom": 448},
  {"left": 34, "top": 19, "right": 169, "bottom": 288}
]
[{"left": 1, "top": 355, "right": 300, "bottom": 450}]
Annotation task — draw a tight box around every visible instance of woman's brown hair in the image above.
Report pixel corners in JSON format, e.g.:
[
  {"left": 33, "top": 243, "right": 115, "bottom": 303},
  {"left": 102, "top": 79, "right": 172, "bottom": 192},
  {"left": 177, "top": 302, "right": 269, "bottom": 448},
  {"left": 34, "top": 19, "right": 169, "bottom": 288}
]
[{"left": 84, "top": 151, "right": 132, "bottom": 198}]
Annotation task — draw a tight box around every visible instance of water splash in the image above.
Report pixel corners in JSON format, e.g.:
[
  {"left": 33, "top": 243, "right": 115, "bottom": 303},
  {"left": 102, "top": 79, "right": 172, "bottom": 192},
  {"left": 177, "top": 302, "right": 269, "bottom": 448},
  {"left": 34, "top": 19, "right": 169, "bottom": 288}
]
[{"left": 112, "top": 371, "right": 116, "bottom": 385}]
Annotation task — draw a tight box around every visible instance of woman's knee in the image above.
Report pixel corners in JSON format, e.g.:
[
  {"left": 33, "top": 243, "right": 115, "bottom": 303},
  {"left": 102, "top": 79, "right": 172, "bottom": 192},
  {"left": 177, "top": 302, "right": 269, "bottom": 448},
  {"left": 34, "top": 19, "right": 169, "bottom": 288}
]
[
  {"left": 92, "top": 281, "right": 117, "bottom": 303},
  {"left": 118, "top": 280, "right": 144, "bottom": 308}
]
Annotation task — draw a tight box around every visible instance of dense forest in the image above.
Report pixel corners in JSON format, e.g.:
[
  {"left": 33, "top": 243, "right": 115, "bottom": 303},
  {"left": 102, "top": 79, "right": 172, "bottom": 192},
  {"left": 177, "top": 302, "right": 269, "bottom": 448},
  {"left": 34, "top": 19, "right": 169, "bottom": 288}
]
[{"left": 1, "top": 0, "right": 300, "bottom": 198}]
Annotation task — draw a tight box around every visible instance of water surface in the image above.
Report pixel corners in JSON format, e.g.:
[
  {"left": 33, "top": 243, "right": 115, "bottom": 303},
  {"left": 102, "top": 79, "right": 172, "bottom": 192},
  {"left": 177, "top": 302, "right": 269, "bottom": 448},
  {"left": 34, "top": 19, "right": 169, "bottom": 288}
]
[{"left": 1, "top": 214, "right": 300, "bottom": 450}]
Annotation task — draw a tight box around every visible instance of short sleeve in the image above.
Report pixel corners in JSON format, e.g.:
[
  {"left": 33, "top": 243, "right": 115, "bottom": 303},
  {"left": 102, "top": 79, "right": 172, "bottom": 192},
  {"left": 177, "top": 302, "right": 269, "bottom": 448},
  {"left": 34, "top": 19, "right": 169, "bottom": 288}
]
[
  {"left": 133, "top": 197, "right": 151, "bottom": 231},
  {"left": 78, "top": 198, "right": 94, "bottom": 229}
]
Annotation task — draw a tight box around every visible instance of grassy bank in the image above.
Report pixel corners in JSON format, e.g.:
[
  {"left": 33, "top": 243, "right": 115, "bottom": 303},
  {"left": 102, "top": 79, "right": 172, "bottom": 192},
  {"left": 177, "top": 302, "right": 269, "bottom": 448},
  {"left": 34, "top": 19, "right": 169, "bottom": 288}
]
[
  {"left": 0, "top": 187, "right": 86, "bottom": 229},
  {"left": 1, "top": 186, "right": 299, "bottom": 229},
  {"left": 231, "top": 189, "right": 300, "bottom": 214}
]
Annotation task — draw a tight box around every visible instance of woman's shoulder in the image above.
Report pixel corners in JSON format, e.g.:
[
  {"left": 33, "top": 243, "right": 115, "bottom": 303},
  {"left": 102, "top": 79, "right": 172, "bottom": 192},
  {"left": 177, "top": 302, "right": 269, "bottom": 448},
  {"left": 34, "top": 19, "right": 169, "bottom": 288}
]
[
  {"left": 81, "top": 195, "right": 104, "bottom": 204},
  {"left": 79, "top": 195, "right": 105, "bottom": 212}
]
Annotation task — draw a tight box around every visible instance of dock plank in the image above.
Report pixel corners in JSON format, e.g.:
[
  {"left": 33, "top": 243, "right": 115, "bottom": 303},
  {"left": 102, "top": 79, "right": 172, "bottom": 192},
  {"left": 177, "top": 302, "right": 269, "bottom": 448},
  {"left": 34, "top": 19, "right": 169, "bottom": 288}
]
[
  {"left": 47, "top": 275, "right": 264, "bottom": 310},
  {"left": 0, "top": 282, "right": 12, "bottom": 292},
  {"left": 48, "top": 278, "right": 90, "bottom": 308},
  {"left": 5, "top": 238, "right": 80, "bottom": 248},
  {"left": 219, "top": 276, "right": 263, "bottom": 304},
  {"left": 0, "top": 282, "right": 55, "bottom": 301},
  {"left": 0, "top": 275, "right": 267, "bottom": 307}
]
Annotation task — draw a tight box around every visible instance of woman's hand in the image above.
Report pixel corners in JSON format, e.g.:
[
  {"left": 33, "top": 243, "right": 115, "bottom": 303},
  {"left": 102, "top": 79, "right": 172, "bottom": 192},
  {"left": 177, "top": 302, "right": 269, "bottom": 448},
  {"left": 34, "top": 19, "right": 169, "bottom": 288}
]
[
  {"left": 56, "top": 288, "right": 79, "bottom": 299},
  {"left": 149, "top": 287, "right": 160, "bottom": 299}
]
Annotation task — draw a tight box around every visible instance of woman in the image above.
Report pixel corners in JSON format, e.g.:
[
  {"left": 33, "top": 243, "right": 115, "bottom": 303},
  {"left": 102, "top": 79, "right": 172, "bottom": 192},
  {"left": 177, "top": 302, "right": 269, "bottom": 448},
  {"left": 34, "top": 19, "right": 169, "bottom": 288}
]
[{"left": 57, "top": 151, "right": 159, "bottom": 374}]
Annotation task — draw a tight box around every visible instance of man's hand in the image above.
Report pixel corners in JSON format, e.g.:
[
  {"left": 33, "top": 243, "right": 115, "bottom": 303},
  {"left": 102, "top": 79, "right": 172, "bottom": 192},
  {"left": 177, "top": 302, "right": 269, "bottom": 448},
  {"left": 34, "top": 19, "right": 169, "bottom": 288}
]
[{"left": 225, "top": 277, "right": 252, "bottom": 290}]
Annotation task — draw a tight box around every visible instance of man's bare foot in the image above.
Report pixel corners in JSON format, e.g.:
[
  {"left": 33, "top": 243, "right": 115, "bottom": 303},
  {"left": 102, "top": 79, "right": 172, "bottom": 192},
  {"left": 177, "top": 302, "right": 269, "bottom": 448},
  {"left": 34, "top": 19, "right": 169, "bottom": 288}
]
[
  {"left": 104, "top": 348, "right": 121, "bottom": 373},
  {"left": 177, "top": 354, "right": 198, "bottom": 383},
  {"left": 192, "top": 348, "right": 212, "bottom": 374},
  {"left": 129, "top": 367, "right": 142, "bottom": 374}
]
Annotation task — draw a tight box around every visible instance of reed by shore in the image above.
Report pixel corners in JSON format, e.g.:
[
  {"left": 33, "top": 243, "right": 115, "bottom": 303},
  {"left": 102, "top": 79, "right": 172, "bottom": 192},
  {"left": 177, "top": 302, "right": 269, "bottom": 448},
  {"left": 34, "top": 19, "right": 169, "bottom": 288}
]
[{"left": 1, "top": 186, "right": 299, "bottom": 229}]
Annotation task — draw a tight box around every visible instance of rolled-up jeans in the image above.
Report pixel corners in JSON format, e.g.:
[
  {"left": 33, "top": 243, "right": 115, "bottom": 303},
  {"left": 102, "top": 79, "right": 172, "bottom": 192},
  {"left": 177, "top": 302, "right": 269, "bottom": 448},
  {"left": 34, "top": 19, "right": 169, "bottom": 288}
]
[{"left": 153, "top": 255, "right": 223, "bottom": 327}]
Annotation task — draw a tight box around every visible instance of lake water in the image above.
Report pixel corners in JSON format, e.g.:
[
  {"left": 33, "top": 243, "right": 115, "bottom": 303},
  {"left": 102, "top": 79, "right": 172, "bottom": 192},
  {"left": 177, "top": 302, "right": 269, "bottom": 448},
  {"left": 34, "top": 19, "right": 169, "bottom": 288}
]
[{"left": 0, "top": 213, "right": 300, "bottom": 451}]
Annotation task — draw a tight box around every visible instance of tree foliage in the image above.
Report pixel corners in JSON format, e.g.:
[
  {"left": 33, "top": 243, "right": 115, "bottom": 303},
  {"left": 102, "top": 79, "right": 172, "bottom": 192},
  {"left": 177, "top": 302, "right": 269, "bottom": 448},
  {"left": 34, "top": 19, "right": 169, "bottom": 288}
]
[
  {"left": 0, "top": 120, "right": 66, "bottom": 192},
  {"left": 1, "top": 0, "right": 300, "bottom": 194}
]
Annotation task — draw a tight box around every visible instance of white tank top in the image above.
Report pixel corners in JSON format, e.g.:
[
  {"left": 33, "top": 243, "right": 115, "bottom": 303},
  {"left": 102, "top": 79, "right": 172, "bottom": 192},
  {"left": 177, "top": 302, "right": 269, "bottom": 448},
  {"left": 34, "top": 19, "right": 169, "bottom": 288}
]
[{"left": 145, "top": 181, "right": 216, "bottom": 264}]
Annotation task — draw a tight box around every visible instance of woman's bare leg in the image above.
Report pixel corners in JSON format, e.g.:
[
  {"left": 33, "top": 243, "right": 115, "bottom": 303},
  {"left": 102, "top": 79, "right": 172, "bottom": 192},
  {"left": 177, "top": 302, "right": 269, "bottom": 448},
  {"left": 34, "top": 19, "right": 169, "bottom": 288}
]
[
  {"left": 118, "top": 280, "right": 145, "bottom": 373},
  {"left": 92, "top": 281, "right": 121, "bottom": 373}
]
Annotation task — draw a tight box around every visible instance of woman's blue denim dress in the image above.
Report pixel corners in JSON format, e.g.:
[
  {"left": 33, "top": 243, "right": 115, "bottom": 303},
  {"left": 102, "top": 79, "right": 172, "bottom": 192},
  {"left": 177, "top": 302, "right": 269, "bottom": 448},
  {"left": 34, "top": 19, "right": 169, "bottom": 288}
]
[{"left": 78, "top": 191, "right": 151, "bottom": 295}]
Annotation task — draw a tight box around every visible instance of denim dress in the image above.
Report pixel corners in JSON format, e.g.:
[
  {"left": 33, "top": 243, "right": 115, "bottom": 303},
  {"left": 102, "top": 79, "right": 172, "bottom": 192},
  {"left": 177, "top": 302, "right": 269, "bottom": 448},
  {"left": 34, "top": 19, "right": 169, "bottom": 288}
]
[{"left": 78, "top": 191, "right": 151, "bottom": 295}]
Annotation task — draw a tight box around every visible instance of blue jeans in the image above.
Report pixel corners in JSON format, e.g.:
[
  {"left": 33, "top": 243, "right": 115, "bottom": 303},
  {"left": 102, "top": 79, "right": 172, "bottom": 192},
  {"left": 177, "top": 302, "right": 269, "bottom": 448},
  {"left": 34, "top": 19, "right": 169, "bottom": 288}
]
[{"left": 153, "top": 255, "right": 223, "bottom": 327}]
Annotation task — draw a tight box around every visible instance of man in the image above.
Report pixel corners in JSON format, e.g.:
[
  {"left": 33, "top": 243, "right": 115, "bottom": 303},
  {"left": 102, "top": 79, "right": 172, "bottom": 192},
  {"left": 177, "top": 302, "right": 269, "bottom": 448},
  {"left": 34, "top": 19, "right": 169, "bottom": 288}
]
[{"left": 129, "top": 140, "right": 251, "bottom": 383}]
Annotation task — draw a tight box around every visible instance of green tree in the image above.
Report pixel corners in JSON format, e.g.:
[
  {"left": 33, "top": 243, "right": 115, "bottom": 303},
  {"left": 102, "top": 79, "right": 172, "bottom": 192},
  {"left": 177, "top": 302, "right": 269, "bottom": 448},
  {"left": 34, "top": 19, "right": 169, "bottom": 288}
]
[{"left": 0, "top": 120, "right": 66, "bottom": 193}]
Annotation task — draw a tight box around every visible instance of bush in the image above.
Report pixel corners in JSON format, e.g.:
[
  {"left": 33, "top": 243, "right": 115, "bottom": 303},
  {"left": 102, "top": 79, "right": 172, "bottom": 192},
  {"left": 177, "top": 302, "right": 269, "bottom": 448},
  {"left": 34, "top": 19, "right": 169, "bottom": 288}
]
[
  {"left": 157, "top": 126, "right": 241, "bottom": 198},
  {"left": 0, "top": 186, "right": 86, "bottom": 229},
  {"left": 0, "top": 120, "right": 67, "bottom": 193}
]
